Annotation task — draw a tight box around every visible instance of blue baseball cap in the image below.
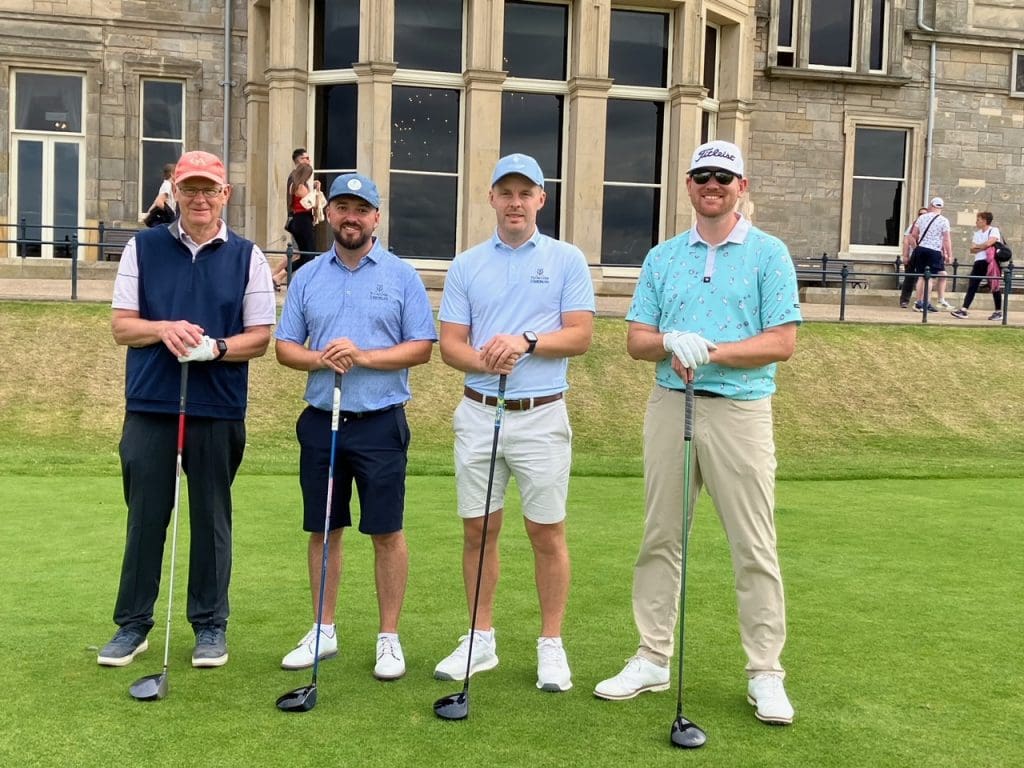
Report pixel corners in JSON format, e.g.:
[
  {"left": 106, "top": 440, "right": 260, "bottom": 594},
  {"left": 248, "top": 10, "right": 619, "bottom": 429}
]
[
  {"left": 328, "top": 173, "right": 381, "bottom": 208},
  {"left": 491, "top": 153, "right": 545, "bottom": 188}
]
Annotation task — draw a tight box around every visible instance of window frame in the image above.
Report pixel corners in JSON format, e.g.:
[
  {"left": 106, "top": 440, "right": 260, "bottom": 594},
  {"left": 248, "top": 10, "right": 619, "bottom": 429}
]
[
  {"left": 770, "top": 0, "right": 893, "bottom": 76},
  {"left": 137, "top": 78, "right": 185, "bottom": 215},
  {"left": 1011, "top": 50, "right": 1024, "bottom": 99},
  {"left": 840, "top": 114, "right": 924, "bottom": 257}
]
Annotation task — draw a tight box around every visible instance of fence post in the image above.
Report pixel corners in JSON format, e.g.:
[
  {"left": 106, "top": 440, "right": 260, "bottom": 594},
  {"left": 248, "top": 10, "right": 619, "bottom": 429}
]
[
  {"left": 19, "top": 217, "right": 27, "bottom": 259},
  {"left": 97, "top": 221, "right": 106, "bottom": 262},
  {"left": 70, "top": 233, "right": 79, "bottom": 301},
  {"left": 820, "top": 252, "right": 828, "bottom": 288},
  {"left": 1002, "top": 267, "right": 1012, "bottom": 326},
  {"left": 950, "top": 258, "right": 960, "bottom": 292},
  {"left": 921, "top": 268, "right": 931, "bottom": 323},
  {"left": 286, "top": 242, "right": 294, "bottom": 283},
  {"left": 839, "top": 264, "right": 849, "bottom": 321}
]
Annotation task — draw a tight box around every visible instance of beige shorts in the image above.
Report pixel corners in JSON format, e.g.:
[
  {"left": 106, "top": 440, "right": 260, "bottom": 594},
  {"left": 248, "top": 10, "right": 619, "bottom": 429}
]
[{"left": 453, "top": 396, "right": 572, "bottom": 524}]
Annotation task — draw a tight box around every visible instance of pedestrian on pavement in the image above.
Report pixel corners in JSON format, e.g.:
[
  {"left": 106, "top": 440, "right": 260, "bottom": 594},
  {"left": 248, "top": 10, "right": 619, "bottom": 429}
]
[{"left": 951, "top": 211, "right": 1006, "bottom": 321}]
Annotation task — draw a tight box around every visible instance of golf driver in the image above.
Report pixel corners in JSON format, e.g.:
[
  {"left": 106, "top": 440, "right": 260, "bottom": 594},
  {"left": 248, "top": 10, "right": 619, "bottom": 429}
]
[
  {"left": 129, "top": 362, "right": 189, "bottom": 702},
  {"left": 276, "top": 371, "right": 343, "bottom": 713},
  {"left": 434, "top": 373, "right": 507, "bottom": 721},
  {"left": 669, "top": 380, "right": 707, "bottom": 748}
]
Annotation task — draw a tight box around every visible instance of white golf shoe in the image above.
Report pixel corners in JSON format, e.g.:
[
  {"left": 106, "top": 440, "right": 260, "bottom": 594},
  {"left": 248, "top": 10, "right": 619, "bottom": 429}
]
[
  {"left": 281, "top": 625, "right": 338, "bottom": 670},
  {"left": 594, "top": 655, "right": 670, "bottom": 700},
  {"left": 536, "top": 637, "right": 573, "bottom": 692},
  {"left": 747, "top": 673, "right": 794, "bottom": 725},
  {"left": 434, "top": 630, "right": 498, "bottom": 681},
  {"left": 374, "top": 633, "right": 406, "bottom": 680}
]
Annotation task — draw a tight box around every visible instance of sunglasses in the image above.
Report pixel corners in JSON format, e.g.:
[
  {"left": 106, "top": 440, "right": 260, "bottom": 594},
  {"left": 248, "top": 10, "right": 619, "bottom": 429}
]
[{"left": 689, "top": 169, "right": 739, "bottom": 185}]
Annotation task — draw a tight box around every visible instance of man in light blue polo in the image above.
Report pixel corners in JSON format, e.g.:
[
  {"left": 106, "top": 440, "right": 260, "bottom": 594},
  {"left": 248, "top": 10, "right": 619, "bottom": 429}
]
[
  {"left": 435, "top": 153, "right": 595, "bottom": 692},
  {"left": 595, "top": 140, "right": 801, "bottom": 726},
  {"left": 275, "top": 172, "right": 437, "bottom": 680}
]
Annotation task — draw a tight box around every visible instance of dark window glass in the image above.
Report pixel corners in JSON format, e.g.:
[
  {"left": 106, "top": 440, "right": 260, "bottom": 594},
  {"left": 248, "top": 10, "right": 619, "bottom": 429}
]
[
  {"left": 778, "top": 0, "right": 794, "bottom": 47},
  {"left": 870, "top": 0, "right": 886, "bottom": 70},
  {"left": 500, "top": 92, "right": 562, "bottom": 179},
  {"left": 53, "top": 142, "right": 80, "bottom": 258},
  {"left": 536, "top": 180, "right": 559, "bottom": 238},
  {"left": 776, "top": 50, "right": 795, "bottom": 67},
  {"left": 851, "top": 179, "right": 902, "bottom": 246},
  {"left": 609, "top": 10, "right": 669, "bottom": 87},
  {"left": 809, "top": 0, "right": 854, "bottom": 67},
  {"left": 703, "top": 26, "right": 718, "bottom": 97},
  {"left": 503, "top": 1, "right": 568, "bottom": 80},
  {"left": 14, "top": 72, "right": 82, "bottom": 132},
  {"left": 142, "top": 81, "right": 183, "bottom": 139},
  {"left": 700, "top": 111, "right": 712, "bottom": 143},
  {"left": 853, "top": 128, "right": 905, "bottom": 178},
  {"left": 315, "top": 84, "right": 358, "bottom": 170},
  {"left": 601, "top": 186, "right": 659, "bottom": 265},
  {"left": 388, "top": 174, "right": 458, "bottom": 259},
  {"left": 395, "top": 0, "right": 463, "bottom": 72},
  {"left": 141, "top": 141, "right": 183, "bottom": 212},
  {"left": 391, "top": 87, "right": 460, "bottom": 173},
  {"left": 1017, "top": 53, "right": 1024, "bottom": 92},
  {"left": 313, "top": 0, "right": 359, "bottom": 70},
  {"left": 16, "top": 140, "right": 43, "bottom": 257},
  {"left": 605, "top": 100, "right": 663, "bottom": 184}
]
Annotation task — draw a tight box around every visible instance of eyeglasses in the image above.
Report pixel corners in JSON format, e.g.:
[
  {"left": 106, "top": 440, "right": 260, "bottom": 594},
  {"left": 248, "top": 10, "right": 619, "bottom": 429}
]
[
  {"left": 689, "top": 170, "right": 739, "bottom": 186},
  {"left": 178, "top": 187, "right": 223, "bottom": 199}
]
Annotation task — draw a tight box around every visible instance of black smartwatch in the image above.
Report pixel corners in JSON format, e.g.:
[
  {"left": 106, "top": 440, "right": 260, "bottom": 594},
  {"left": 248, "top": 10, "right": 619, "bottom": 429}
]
[
  {"left": 523, "top": 331, "right": 538, "bottom": 355},
  {"left": 214, "top": 338, "right": 228, "bottom": 361}
]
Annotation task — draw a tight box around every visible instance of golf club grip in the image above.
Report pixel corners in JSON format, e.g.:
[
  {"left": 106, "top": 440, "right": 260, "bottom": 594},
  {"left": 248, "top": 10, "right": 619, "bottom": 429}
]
[
  {"left": 331, "top": 372, "right": 342, "bottom": 431},
  {"left": 177, "top": 363, "right": 189, "bottom": 452},
  {"left": 683, "top": 381, "right": 694, "bottom": 441},
  {"left": 495, "top": 373, "right": 507, "bottom": 422}
]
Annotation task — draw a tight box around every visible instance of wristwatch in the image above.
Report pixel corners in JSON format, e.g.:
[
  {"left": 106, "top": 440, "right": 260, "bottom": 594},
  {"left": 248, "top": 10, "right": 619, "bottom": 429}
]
[
  {"left": 214, "top": 338, "right": 228, "bottom": 361},
  {"left": 523, "top": 331, "right": 538, "bottom": 355}
]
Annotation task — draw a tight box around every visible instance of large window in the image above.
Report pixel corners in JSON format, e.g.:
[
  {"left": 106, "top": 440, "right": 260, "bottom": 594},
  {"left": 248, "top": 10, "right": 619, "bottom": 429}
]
[
  {"left": 603, "top": 8, "right": 669, "bottom": 265},
  {"left": 501, "top": 1, "right": 568, "bottom": 238},
  {"left": 850, "top": 127, "right": 907, "bottom": 247},
  {"left": 314, "top": 83, "right": 358, "bottom": 194},
  {"left": 139, "top": 80, "right": 184, "bottom": 213},
  {"left": 313, "top": 0, "right": 359, "bottom": 71},
  {"left": 774, "top": 0, "right": 890, "bottom": 74},
  {"left": 701, "top": 24, "right": 720, "bottom": 143}
]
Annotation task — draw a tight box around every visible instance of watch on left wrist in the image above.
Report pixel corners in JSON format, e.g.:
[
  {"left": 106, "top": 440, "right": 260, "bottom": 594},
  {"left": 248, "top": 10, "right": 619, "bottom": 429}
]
[{"left": 214, "top": 338, "right": 228, "bottom": 361}]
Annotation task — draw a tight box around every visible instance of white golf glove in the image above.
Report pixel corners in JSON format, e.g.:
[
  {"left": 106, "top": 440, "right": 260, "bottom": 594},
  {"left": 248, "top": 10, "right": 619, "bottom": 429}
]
[
  {"left": 662, "top": 331, "right": 717, "bottom": 369},
  {"left": 178, "top": 335, "right": 218, "bottom": 363}
]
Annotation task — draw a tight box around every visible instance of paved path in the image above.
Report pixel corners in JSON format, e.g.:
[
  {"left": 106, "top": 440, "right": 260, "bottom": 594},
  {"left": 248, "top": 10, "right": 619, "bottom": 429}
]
[{"left": 1, "top": 274, "right": 1020, "bottom": 327}]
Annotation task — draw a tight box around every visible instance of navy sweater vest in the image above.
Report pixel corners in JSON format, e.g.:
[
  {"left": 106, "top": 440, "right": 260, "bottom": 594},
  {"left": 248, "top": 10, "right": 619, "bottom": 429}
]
[{"left": 124, "top": 226, "right": 253, "bottom": 419}]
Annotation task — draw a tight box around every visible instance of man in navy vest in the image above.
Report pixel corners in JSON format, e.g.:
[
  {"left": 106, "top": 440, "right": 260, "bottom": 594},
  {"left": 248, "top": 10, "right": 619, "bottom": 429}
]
[{"left": 98, "top": 150, "right": 276, "bottom": 669}]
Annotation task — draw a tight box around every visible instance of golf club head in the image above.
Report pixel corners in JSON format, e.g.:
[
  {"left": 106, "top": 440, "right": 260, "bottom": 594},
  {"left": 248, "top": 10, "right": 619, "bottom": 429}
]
[
  {"left": 276, "top": 684, "right": 318, "bottom": 712},
  {"left": 670, "top": 716, "right": 707, "bottom": 749},
  {"left": 129, "top": 672, "right": 167, "bottom": 702},
  {"left": 433, "top": 691, "right": 469, "bottom": 720}
]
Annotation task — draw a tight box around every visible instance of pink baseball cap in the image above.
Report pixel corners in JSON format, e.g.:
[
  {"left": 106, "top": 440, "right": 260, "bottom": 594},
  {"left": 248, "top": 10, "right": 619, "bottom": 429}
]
[{"left": 174, "top": 151, "right": 228, "bottom": 185}]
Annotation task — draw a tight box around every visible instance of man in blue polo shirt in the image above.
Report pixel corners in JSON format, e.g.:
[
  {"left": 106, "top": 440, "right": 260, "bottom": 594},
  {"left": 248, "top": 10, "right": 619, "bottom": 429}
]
[
  {"left": 434, "top": 153, "right": 595, "bottom": 692},
  {"left": 275, "top": 172, "right": 436, "bottom": 680},
  {"left": 595, "top": 140, "right": 801, "bottom": 726}
]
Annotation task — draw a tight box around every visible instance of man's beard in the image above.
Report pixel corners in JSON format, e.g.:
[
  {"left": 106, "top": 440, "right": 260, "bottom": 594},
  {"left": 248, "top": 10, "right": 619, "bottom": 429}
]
[{"left": 332, "top": 226, "right": 371, "bottom": 251}]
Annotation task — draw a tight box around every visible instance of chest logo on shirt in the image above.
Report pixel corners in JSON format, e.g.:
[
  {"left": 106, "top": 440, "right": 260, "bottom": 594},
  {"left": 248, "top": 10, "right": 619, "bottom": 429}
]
[
  {"left": 370, "top": 283, "right": 389, "bottom": 301},
  {"left": 529, "top": 268, "right": 550, "bottom": 285}
]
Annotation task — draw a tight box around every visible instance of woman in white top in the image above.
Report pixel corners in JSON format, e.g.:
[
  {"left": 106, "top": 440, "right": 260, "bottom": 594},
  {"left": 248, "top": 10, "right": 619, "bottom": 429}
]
[
  {"left": 951, "top": 211, "right": 1003, "bottom": 320},
  {"left": 147, "top": 163, "right": 177, "bottom": 217}
]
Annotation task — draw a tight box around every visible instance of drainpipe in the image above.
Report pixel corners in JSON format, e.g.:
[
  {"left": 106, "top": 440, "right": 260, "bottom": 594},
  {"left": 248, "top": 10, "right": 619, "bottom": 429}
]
[
  {"left": 917, "top": 1, "right": 936, "bottom": 205},
  {"left": 222, "top": 1, "right": 234, "bottom": 188}
]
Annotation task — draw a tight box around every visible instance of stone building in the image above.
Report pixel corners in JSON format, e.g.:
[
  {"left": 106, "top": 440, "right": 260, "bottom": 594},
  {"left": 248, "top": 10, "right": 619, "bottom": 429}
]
[{"left": 1, "top": 0, "right": 1020, "bottom": 276}]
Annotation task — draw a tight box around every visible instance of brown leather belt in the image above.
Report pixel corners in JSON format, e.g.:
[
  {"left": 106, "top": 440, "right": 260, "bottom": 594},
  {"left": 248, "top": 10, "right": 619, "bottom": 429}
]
[{"left": 464, "top": 386, "right": 563, "bottom": 411}]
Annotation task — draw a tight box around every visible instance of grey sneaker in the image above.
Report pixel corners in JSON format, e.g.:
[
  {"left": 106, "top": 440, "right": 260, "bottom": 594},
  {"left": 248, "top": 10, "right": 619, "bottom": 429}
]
[
  {"left": 97, "top": 626, "right": 149, "bottom": 667},
  {"left": 988, "top": 311, "right": 1003, "bottom": 321},
  {"left": 192, "top": 626, "right": 228, "bottom": 668},
  {"left": 950, "top": 308, "right": 969, "bottom": 319}
]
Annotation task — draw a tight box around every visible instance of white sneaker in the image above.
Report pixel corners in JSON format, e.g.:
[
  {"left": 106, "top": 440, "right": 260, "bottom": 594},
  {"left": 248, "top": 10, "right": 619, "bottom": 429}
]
[
  {"left": 433, "top": 630, "right": 498, "bottom": 681},
  {"left": 281, "top": 625, "right": 338, "bottom": 670},
  {"left": 594, "top": 655, "right": 670, "bottom": 701},
  {"left": 747, "top": 673, "right": 794, "bottom": 725},
  {"left": 937, "top": 299, "right": 953, "bottom": 309},
  {"left": 374, "top": 634, "right": 406, "bottom": 680},
  {"left": 536, "top": 637, "right": 572, "bottom": 692}
]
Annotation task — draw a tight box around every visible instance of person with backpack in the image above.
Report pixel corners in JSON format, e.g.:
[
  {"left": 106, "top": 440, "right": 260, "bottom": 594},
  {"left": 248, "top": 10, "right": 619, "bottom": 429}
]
[{"left": 951, "top": 211, "right": 1006, "bottom": 321}]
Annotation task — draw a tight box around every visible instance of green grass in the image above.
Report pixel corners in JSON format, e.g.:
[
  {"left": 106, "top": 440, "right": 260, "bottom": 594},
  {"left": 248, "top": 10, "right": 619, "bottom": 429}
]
[
  {"left": 1, "top": 300, "right": 1022, "bottom": 766},
  {"left": 1, "top": 475, "right": 1021, "bottom": 767}
]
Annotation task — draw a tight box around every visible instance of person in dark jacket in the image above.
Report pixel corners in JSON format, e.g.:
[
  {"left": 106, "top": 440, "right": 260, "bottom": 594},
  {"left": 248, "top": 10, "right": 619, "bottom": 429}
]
[{"left": 98, "top": 150, "right": 276, "bottom": 670}]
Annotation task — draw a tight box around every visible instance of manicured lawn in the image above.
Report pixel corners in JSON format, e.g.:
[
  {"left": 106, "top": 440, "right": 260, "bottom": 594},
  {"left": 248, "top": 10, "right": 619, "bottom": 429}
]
[{"left": 1, "top": 475, "right": 1020, "bottom": 767}]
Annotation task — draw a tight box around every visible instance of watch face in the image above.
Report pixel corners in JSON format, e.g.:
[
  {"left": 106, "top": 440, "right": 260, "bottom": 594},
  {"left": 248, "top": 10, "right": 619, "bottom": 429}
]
[{"left": 525, "top": 332, "right": 538, "bottom": 343}]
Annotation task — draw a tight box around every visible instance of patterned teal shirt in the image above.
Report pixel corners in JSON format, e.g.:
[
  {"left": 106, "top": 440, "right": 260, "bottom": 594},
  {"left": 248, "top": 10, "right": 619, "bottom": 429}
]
[{"left": 626, "top": 215, "right": 801, "bottom": 400}]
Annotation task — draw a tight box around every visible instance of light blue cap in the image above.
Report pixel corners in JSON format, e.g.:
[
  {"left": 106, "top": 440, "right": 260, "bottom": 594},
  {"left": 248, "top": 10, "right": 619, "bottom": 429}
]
[
  {"left": 328, "top": 173, "right": 380, "bottom": 208},
  {"left": 491, "top": 153, "right": 545, "bottom": 188}
]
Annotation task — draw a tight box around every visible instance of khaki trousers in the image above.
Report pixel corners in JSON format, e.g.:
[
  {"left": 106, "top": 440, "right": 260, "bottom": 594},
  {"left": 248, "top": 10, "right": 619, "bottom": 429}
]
[{"left": 632, "top": 385, "right": 787, "bottom": 677}]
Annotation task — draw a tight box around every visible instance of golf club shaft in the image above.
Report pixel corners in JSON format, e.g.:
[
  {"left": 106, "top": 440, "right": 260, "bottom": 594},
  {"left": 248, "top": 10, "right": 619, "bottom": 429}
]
[
  {"left": 310, "top": 372, "right": 342, "bottom": 685},
  {"left": 675, "top": 380, "right": 695, "bottom": 718},
  {"left": 461, "top": 373, "right": 507, "bottom": 688},
  {"left": 161, "top": 362, "right": 189, "bottom": 674}
]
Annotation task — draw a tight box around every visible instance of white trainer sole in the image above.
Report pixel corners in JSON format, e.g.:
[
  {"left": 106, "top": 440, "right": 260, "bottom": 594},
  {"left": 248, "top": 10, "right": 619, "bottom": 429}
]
[
  {"left": 747, "top": 693, "right": 794, "bottom": 725},
  {"left": 97, "top": 638, "right": 149, "bottom": 667},
  {"left": 433, "top": 655, "right": 499, "bottom": 681},
  {"left": 593, "top": 680, "right": 670, "bottom": 701}
]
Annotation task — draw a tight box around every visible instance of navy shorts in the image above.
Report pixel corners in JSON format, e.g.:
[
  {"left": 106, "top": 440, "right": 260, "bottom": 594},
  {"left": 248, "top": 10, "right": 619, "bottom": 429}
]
[
  {"left": 913, "top": 246, "right": 944, "bottom": 275},
  {"left": 296, "top": 404, "right": 410, "bottom": 535}
]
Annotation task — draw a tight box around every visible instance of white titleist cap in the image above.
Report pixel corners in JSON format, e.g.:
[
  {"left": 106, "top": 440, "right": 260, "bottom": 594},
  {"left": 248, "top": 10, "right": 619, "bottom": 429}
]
[
  {"left": 930, "top": 197, "right": 944, "bottom": 208},
  {"left": 689, "top": 140, "right": 744, "bottom": 178}
]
